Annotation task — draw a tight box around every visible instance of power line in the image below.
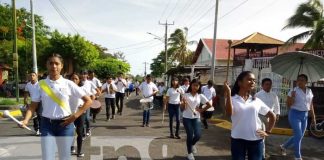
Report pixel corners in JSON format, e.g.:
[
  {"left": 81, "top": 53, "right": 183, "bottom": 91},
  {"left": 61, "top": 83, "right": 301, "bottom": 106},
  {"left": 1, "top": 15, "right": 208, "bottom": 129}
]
[
  {"left": 48, "top": 0, "right": 79, "bottom": 34},
  {"left": 173, "top": 0, "right": 193, "bottom": 22},
  {"left": 188, "top": 4, "right": 216, "bottom": 29},
  {"left": 123, "top": 43, "right": 163, "bottom": 56},
  {"left": 182, "top": 0, "right": 211, "bottom": 27},
  {"left": 176, "top": 0, "right": 199, "bottom": 25},
  {"left": 109, "top": 39, "right": 155, "bottom": 50},
  {"left": 188, "top": 0, "right": 249, "bottom": 38},
  {"left": 166, "top": 0, "right": 180, "bottom": 20},
  {"left": 159, "top": 0, "right": 172, "bottom": 21}
]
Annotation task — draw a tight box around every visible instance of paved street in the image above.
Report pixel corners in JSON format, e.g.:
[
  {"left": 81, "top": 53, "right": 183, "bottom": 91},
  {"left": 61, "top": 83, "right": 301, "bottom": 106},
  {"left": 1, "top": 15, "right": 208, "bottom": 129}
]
[{"left": 1, "top": 93, "right": 324, "bottom": 160}]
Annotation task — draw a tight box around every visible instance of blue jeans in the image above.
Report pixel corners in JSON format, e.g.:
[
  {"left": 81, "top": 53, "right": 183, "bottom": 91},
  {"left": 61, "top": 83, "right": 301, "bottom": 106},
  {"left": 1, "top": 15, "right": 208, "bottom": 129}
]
[
  {"left": 168, "top": 103, "right": 180, "bottom": 136},
  {"left": 143, "top": 109, "right": 151, "bottom": 125},
  {"left": 85, "top": 108, "right": 90, "bottom": 131},
  {"left": 40, "top": 117, "right": 74, "bottom": 160},
  {"left": 231, "top": 138, "right": 263, "bottom": 160},
  {"left": 183, "top": 118, "right": 201, "bottom": 154},
  {"left": 283, "top": 109, "right": 308, "bottom": 158}
]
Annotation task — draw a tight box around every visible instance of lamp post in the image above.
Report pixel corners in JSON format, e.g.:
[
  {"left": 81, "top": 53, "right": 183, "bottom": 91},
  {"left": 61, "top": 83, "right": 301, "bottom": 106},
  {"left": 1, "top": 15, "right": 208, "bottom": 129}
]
[
  {"left": 210, "top": 0, "right": 219, "bottom": 81},
  {"left": 30, "top": 0, "right": 38, "bottom": 73}
]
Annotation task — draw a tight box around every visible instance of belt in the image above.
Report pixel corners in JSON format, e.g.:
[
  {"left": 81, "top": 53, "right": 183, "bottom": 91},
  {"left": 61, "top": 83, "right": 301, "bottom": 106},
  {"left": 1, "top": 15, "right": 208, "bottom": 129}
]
[{"left": 42, "top": 116, "right": 70, "bottom": 123}]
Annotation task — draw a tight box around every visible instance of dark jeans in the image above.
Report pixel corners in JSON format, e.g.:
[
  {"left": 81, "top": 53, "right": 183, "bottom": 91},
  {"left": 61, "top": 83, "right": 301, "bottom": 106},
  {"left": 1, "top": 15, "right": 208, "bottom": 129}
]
[
  {"left": 116, "top": 92, "right": 125, "bottom": 113},
  {"left": 168, "top": 103, "right": 180, "bottom": 136},
  {"left": 231, "top": 138, "right": 263, "bottom": 160},
  {"left": 33, "top": 103, "right": 43, "bottom": 131},
  {"left": 155, "top": 96, "right": 163, "bottom": 108},
  {"left": 73, "top": 114, "right": 85, "bottom": 154},
  {"left": 84, "top": 109, "right": 90, "bottom": 132},
  {"left": 202, "top": 111, "right": 214, "bottom": 128},
  {"left": 105, "top": 98, "right": 116, "bottom": 118},
  {"left": 143, "top": 109, "right": 151, "bottom": 125},
  {"left": 40, "top": 117, "right": 74, "bottom": 160},
  {"left": 183, "top": 118, "right": 202, "bottom": 154}
]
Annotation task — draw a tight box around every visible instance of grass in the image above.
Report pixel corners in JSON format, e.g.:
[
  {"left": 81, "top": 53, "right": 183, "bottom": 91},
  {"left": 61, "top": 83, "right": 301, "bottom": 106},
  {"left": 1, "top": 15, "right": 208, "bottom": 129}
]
[{"left": 0, "top": 97, "right": 24, "bottom": 105}]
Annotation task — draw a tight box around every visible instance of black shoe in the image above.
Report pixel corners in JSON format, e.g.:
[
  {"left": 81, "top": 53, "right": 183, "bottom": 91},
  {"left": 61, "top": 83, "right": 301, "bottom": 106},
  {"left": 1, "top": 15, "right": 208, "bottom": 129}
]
[
  {"left": 71, "top": 147, "right": 76, "bottom": 155},
  {"left": 111, "top": 115, "right": 115, "bottom": 119},
  {"left": 175, "top": 135, "right": 181, "bottom": 139},
  {"left": 169, "top": 134, "right": 175, "bottom": 138},
  {"left": 77, "top": 153, "right": 85, "bottom": 157}
]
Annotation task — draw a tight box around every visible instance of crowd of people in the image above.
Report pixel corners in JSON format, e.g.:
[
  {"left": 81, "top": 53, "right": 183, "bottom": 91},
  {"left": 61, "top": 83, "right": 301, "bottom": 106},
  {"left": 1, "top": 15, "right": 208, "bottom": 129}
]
[{"left": 18, "top": 53, "right": 317, "bottom": 160}]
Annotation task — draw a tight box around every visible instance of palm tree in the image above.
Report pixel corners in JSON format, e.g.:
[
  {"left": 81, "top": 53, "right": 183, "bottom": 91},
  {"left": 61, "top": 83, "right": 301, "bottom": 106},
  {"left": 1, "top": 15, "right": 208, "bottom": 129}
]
[
  {"left": 284, "top": 0, "right": 324, "bottom": 49},
  {"left": 168, "top": 27, "right": 196, "bottom": 65}
]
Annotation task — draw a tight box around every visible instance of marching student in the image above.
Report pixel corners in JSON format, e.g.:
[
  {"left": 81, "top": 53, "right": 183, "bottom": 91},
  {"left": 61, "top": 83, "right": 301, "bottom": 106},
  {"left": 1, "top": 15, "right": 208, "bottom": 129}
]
[
  {"left": 280, "top": 74, "right": 316, "bottom": 160},
  {"left": 181, "top": 78, "right": 190, "bottom": 93},
  {"left": 181, "top": 79, "right": 212, "bottom": 160},
  {"left": 255, "top": 78, "right": 280, "bottom": 159},
  {"left": 224, "top": 71, "right": 276, "bottom": 160},
  {"left": 24, "top": 72, "right": 42, "bottom": 136},
  {"left": 200, "top": 80, "right": 216, "bottom": 129},
  {"left": 164, "top": 77, "right": 184, "bottom": 139},
  {"left": 101, "top": 75, "right": 118, "bottom": 121},
  {"left": 115, "top": 72, "right": 127, "bottom": 115},
  {"left": 139, "top": 74, "right": 158, "bottom": 127},
  {"left": 69, "top": 73, "right": 87, "bottom": 157},
  {"left": 20, "top": 54, "right": 92, "bottom": 160},
  {"left": 88, "top": 70, "right": 102, "bottom": 94}
]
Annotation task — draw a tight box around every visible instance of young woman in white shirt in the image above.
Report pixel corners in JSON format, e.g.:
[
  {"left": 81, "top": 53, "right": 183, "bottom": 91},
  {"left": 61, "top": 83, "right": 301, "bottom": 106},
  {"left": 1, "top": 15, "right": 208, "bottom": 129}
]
[
  {"left": 280, "top": 74, "right": 316, "bottom": 160},
  {"left": 164, "top": 77, "right": 184, "bottom": 139},
  {"left": 181, "top": 79, "right": 212, "bottom": 160},
  {"left": 20, "top": 54, "right": 92, "bottom": 160},
  {"left": 101, "top": 75, "right": 118, "bottom": 120},
  {"left": 224, "top": 71, "right": 276, "bottom": 160}
]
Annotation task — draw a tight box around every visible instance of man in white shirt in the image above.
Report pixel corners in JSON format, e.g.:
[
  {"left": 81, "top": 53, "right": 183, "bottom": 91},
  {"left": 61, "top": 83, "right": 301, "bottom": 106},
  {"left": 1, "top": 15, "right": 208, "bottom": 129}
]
[
  {"left": 255, "top": 78, "right": 280, "bottom": 160},
  {"left": 181, "top": 78, "right": 190, "bottom": 93},
  {"left": 101, "top": 76, "right": 118, "bottom": 120},
  {"left": 201, "top": 80, "right": 216, "bottom": 129},
  {"left": 88, "top": 70, "right": 102, "bottom": 96},
  {"left": 115, "top": 72, "right": 127, "bottom": 115},
  {"left": 24, "top": 72, "right": 41, "bottom": 135},
  {"left": 139, "top": 75, "right": 158, "bottom": 127}
]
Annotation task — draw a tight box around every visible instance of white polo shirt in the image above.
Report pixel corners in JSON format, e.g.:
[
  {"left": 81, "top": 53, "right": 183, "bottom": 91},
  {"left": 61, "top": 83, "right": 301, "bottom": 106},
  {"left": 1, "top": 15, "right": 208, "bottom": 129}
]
[
  {"left": 157, "top": 86, "right": 166, "bottom": 96},
  {"left": 181, "top": 85, "right": 189, "bottom": 93},
  {"left": 139, "top": 81, "right": 158, "bottom": 100},
  {"left": 255, "top": 89, "right": 280, "bottom": 115},
  {"left": 115, "top": 78, "right": 127, "bottom": 93},
  {"left": 81, "top": 80, "right": 97, "bottom": 96},
  {"left": 182, "top": 93, "right": 208, "bottom": 119},
  {"left": 166, "top": 87, "right": 184, "bottom": 104},
  {"left": 102, "top": 82, "right": 117, "bottom": 98},
  {"left": 24, "top": 81, "right": 39, "bottom": 100},
  {"left": 90, "top": 77, "right": 102, "bottom": 88},
  {"left": 288, "top": 87, "right": 314, "bottom": 111},
  {"left": 231, "top": 94, "right": 270, "bottom": 141},
  {"left": 201, "top": 85, "right": 216, "bottom": 111},
  {"left": 32, "top": 76, "right": 86, "bottom": 119}
]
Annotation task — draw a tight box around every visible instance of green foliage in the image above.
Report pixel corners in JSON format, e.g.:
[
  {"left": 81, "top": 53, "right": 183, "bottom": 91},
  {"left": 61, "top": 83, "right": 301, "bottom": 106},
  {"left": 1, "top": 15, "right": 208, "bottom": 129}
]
[
  {"left": 284, "top": 0, "right": 324, "bottom": 49},
  {"left": 0, "top": 98, "right": 23, "bottom": 105},
  {"left": 88, "top": 58, "right": 130, "bottom": 80}
]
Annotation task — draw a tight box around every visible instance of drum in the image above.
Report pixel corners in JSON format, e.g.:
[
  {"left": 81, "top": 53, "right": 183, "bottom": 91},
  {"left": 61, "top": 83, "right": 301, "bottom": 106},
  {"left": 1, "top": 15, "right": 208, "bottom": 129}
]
[{"left": 90, "top": 100, "right": 102, "bottom": 115}]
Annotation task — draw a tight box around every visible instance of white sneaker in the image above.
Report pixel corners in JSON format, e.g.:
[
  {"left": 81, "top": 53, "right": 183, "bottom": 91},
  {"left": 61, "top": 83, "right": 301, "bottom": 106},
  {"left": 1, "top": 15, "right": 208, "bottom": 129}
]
[
  {"left": 187, "top": 153, "right": 195, "bottom": 160},
  {"left": 35, "top": 130, "right": 41, "bottom": 136},
  {"left": 192, "top": 146, "right": 197, "bottom": 154},
  {"left": 280, "top": 144, "right": 287, "bottom": 156}
]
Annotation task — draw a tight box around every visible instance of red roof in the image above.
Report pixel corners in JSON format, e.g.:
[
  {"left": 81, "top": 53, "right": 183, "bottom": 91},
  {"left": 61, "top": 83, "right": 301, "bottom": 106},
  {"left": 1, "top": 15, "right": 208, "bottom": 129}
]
[{"left": 192, "top": 38, "right": 305, "bottom": 64}]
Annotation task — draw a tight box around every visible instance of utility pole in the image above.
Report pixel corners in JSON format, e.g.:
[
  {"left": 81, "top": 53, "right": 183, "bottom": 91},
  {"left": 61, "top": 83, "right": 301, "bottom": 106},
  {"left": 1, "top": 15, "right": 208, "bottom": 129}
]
[
  {"left": 30, "top": 0, "right": 38, "bottom": 73},
  {"left": 12, "top": 0, "right": 19, "bottom": 102},
  {"left": 143, "top": 62, "right": 149, "bottom": 76},
  {"left": 159, "top": 20, "right": 174, "bottom": 74},
  {"left": 210, "top": 0, "right": 219, "bottom": 81}
]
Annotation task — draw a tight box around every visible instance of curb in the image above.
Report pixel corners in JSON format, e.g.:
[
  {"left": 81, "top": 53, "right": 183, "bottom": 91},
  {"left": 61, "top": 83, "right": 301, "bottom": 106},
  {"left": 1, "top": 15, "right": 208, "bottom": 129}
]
[
  {"left": 0, "top": 109, "right": 22, "bottom": 119},
  {"left": 209, "top": 118, "right": 298, "bottom": 136}
]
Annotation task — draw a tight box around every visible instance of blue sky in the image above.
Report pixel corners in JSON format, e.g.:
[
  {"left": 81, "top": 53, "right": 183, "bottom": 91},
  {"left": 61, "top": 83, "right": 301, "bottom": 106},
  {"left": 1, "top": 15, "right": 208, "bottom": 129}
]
[{"left": 1, "top": 0, "right": 308, "bottom": 76}]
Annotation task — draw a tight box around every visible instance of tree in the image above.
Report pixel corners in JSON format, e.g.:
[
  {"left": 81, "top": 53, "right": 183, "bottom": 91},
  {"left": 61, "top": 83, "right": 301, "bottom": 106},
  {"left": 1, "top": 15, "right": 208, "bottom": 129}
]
[
  {"left": 113, "top": 51, "right": 126, "bottom": 62},
  {"left": 88, "top": 57, "right": 130, "bottom": 80},
  {"left": 168, "top": 27, "right": 195, "bottom": 65},
  {"left": 284, "top": 0, "right": 324, "bottom": 49}
]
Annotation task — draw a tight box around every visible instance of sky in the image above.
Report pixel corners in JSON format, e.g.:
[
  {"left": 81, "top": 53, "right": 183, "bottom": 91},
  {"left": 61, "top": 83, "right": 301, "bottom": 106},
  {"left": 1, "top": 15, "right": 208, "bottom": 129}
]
[{"left": 1, "top": 0, "right": 309, "bottom": 76}]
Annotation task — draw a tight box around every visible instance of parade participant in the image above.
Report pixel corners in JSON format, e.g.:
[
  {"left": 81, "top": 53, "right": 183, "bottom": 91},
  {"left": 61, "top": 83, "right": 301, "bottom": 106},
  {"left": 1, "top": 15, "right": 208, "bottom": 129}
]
[
  {"left": 156, "top": 82, "right": 166, "bottom": 108},
  {"left": 280, "top": 74, "right": 316, "bottom": 160},
  {"left": 181, "top": 78, "right": 190, "bottom": 93},
  {"left": 200, "top": 80, "right": 216, "bottom": 129},
  {"left": 255, "top": 78, "right": 280, "bottom": 159},
  {"left": 139, "top": 74, "right": 158, "bottom": 127},
  {"left": 224, "top": 71, "right": 276, "bottom": 160},
  {"left": 20, "top": 54, "right": 92, "bottom": 160},
  {"left": 164, "top": 77, "right": 184, "bottom": 139},
  {"left": 115, "top": 72, "right": 127, "bottom": 115},
  {"left": 135, "top": 80, "right": 140, "bottom": 96},
  {"left": 69, "top": 73, "right": 87, "bottom": 157},
  {"left": 181, "top": 79, "right": 212, "bottom": 160},
  {"left": 24, "top": 72, "right": 42, "bottom": 136},
  {"left": 101, "top": 75, "right": 118, "bottom": 121},
  {"left": 125, "top": 78, "right": 130, "bottom": 99},
  {"left": 81, "top": 71, "right": 99, "bottom": 138},
  {"left": 88, "top": 70, "right": 102, "bottom": 93}
]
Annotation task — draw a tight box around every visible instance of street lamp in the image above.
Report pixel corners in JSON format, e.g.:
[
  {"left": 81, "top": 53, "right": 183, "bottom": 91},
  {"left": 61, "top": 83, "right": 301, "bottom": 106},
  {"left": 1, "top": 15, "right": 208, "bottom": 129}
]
[{"left": 30, "top": 0, "right": 38, "bottom": 74}]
